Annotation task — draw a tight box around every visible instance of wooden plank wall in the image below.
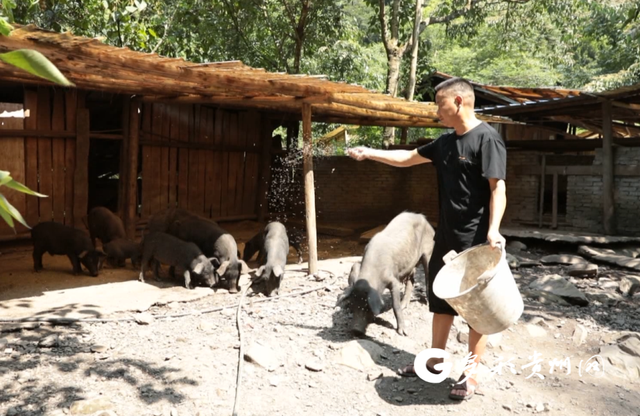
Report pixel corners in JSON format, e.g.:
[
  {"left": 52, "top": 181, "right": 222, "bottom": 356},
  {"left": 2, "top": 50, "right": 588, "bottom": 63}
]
[
  {"left": 139, "top": 104, "right": 263, "bottom": 222},
  {"left": 0, "top": 87, "right": 80, "bottom": 237},
  {"left": 503, "top": 124, "right": 554, "bottom": 141},
  {"left": 0, "top": 103, "right": 27, "bottom": 236}
]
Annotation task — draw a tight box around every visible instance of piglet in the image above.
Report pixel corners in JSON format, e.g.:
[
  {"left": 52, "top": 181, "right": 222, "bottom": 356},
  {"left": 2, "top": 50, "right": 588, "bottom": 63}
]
[
  {"left": 103, "top": 238, "right": 141, "bottom": 268},
  {"left": 84, "top": 206, "right": 126, "bottom": 247},
  {"left": 31, "top": 221, "right": 107, "bottom": 277},
  {"left": 246, "top": 221, "right": 290, "bottom": 297},
  {"left": 139, "top": 231, "right": 218, "bottom": 289}
]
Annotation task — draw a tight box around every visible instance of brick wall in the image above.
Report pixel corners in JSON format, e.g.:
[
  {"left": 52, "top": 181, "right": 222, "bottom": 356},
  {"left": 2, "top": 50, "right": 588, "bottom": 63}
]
[
  {"left": 270, "top": 147, "right": 639, "bottom": 236},
  {"left": 567, "top": 148, "right": 640, "bottom": 235},
  {"left": 566, "top": 175, "right": 603, "bottom": 231},
  {"left": 305, "top": 157, "right": 439, "bottom": 224},
  {"left": 270, "top": 153, "right": 543, "bottom": 228},
  {"left": 503, "top": 152, "right": 540, "bottom": 225}
]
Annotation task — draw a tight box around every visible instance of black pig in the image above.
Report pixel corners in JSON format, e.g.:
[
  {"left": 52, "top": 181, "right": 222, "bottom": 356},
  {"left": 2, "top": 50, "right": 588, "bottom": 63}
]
[
  {"left": 85, "top": 207, "right": 126, "bottom": 247},
  {"left": 337, "top": 212, "right": 435, "bottom": 336},
  {"left": 149, "top": 209, "right": 249, "bottom": 293},
  {"left": 244, "top": 221, "right": 303, "bottom": 266},
  {"left": 247, "top": 222, "right": 289, "bottom": 296},
  {"left": 139, "top": 232, "right": 218, "bottom": 289},
  {"left": 31, "top": 221, "right": 107, "bottom": 277},
  {"left": 103, "top": 238, "right": 141, "bottom": 268}
]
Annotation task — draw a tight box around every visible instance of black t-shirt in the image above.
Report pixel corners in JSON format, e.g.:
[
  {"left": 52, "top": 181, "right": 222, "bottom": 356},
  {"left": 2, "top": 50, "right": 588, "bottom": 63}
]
[{"left": 417, "top": 122, "right": 506, "bottom": 251}]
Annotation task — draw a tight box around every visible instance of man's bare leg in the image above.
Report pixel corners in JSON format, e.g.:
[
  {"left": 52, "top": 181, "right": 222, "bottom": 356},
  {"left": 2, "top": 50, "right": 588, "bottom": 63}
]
[
  {"left": 428, "top": 313, "right": 454, "bottom": 368},
  {"left": 451, "top": 326, "right": 487, "bottom": 397},
  {"left": 400, "top": 313, "right": 454, "bottom": 374}
]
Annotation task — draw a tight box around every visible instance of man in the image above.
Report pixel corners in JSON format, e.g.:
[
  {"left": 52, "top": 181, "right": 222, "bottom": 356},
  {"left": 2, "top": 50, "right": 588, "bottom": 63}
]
[{"left": 347, "top": 77, "right": 507, "bottom": 401}]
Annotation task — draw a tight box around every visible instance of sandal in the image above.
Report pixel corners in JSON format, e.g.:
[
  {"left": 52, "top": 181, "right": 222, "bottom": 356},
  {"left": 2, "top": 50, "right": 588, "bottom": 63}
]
[
  {"left": 449, "top": 373, "right": 482, "bottom": 401},
  {"left": 397, "top": 363, "right": 443, "bottom": 378}
]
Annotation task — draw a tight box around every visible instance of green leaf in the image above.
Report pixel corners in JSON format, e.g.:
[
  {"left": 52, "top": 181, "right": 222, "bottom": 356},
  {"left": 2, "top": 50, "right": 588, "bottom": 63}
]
[
  {"left": 0, "top": 175, "right": 12, "bottom": 186},
  {"left": 3, "top": 179, "right": 48, "bottom": 197},
  {"left": 0, "top": 49, "right": 75, "bottom": 86},
  {"left": 126, "top": 6, "right": 138, "bottom": 13},
  {"left": 2, "top": 0, "right": 16, "bottom": 23},
  {"left": 0, "top": 170, "right": 10, "bottom": 182},
  {"left": 0, "top": 18, "right": 13, "bottom": 36},
  {"left": 0, "top": 193, "right": 30, "bottom": 229},
  {"left": 0, "top": 203, "right": 15, "bottom": 231},
  {"left": 148, "top": 27, "right": 157, "bottom": 38}
]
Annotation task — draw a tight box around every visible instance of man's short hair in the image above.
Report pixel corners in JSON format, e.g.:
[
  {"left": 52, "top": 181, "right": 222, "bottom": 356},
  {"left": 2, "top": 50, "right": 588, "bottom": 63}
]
[{"left": 435, "top": 77, "right": 475, "bottom": 100}]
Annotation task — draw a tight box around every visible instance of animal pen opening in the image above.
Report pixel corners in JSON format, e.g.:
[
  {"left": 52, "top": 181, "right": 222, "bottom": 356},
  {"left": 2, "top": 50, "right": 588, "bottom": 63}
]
[{"left": 88, "top": 138, "right": 122, "bottom": 213}]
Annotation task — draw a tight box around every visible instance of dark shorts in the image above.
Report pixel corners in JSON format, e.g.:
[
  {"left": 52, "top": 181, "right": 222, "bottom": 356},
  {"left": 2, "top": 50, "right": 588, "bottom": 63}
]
[{"left": 427, "top": 242, "right": 458, "bottom": 316}]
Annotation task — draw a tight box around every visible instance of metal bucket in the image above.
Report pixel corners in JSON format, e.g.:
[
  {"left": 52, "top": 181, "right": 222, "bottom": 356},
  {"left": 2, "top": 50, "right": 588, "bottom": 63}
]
[{"left": 432, "top": 243, "right": 524, "bottom": 335}]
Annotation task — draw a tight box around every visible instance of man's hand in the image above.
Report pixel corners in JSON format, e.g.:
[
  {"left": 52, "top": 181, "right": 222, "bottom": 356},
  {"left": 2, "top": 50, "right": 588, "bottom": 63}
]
[
  {"left": 487, "top": 228, "right": 506, "bottom": 249},
  {"left": 347, "top": 147, "right": 369, "bottom": 161}
]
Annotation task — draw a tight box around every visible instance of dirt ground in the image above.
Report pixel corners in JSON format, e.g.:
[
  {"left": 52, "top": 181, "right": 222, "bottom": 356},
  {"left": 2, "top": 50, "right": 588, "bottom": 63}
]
[{"left": 1, "top": 221, "right": 640, "bottom": 416}]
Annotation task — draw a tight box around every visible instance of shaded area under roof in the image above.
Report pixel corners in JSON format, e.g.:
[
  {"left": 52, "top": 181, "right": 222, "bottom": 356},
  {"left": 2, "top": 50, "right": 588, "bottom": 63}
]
[{"left": 0, "top": 25, "right": 512, "bottom": 128}]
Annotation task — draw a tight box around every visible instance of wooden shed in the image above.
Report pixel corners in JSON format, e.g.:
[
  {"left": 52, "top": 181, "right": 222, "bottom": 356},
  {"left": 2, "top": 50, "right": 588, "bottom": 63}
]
[{"left": 0, "top": 25, "right": 510, "bottom": 271}]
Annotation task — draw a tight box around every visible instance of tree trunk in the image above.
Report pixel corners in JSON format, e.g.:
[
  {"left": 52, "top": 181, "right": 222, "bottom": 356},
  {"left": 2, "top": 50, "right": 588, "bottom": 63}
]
[
  {"left": 386, "top": 51, "right": 402, "bottom": 97},
  {"left": 292, "top": 0, "right": 310, "bottom": 74},
  {"left": 383, "top": 52, "right": 402, "bottom": 147},
  {"left": 406, "top": 0, "right": 424, "bottom": 102},
  {"left": 399, "top": 0, "right": 425, "bottom": 145}
]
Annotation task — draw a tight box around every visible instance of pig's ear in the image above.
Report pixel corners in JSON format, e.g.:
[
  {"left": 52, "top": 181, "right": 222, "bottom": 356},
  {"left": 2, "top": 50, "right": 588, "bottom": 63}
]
[
  {"left": 208, "top": 257, "right": 220, "bottom": 268},
  {"left": 78, "top": 250, "right": 88, "bottom": 259},
  {"left": 239, "top": 260, "right": 250, "bottom": 274},
  {"left": 367, "top": 288, "right": 383, "bottom": 316},
  {"left": 273, "top": 265, "right": 284, "bottom": 278},
  {"left": 217, "top": 260, "right": 230, "bottom": 275},
  {"left": 193, "top": 262, "right": 204, "bottom": 275}
]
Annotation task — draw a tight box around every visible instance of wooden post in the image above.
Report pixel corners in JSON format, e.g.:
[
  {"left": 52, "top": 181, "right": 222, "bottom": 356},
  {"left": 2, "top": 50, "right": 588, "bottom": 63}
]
[
  {"left": 118, "top": 97, "right": 130, "bottom": 221},
  {"left": 302, "top": 103, "right": 318, "bottom": 275},
  {"left": 602, "top": 100, "right": 616, "bottom": 235},
  {"left": 73, "top": 109, "right": 90, "bottom": 229},
  {"left": 552, "top": 173, "right": 558, "bottom": 229},
  {"left": 125, "top": 99, "right": 140, "bottom": 239},
  {"left": 538, "top": 155, "right": 546, "bottom": 228}
]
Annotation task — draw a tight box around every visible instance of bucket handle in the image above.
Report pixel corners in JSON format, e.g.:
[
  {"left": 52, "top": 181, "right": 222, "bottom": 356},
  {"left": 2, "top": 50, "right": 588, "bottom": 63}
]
[
  {"left": 442, "top": 250, "right": 458, "bottom": 265},
  {"left": 442, "top": 242, "right": 504, "bottom": 266}
]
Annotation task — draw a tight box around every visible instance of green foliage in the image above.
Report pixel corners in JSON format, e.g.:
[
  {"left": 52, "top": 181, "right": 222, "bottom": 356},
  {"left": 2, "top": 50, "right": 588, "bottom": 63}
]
[
  {"left": 9, "top": 0, "right": 640, "bottom": 151},
  {"left": 421, "top": 0, "right": 640, "bottom": 91},
  {"left": 0, "top": 49, "right": 74, "bottom": 86},
  {"left": 0, "top": 170, "right": 48, "bottom": 232},
  {"left": 303, "top": 40, "right": 387, "bottom": 91}
]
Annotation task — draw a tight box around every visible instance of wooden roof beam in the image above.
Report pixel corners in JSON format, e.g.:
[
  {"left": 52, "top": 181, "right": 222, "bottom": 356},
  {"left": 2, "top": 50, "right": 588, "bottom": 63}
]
[{"left": 1, "top": 31, "right": 370, "bottom": 97}]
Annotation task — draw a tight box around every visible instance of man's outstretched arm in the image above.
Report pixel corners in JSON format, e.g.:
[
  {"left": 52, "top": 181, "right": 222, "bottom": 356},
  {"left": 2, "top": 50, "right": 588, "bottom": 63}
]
[
  {"left": 347, "top": 147, "right": 431, "bottom": 168},
  {"left": 487, "top": 177, "right": 507, "bottom": 248}
]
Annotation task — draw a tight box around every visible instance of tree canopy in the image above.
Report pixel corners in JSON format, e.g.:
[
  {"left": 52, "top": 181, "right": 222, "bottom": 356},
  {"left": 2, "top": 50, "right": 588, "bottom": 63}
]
[{"left": 6, "top": 0, "right": 640, "bottom": 146}]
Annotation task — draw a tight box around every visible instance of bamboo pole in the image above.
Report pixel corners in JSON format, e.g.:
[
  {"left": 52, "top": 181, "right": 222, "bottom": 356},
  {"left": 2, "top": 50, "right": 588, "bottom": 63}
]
[{"left": 302, "top": 103, "right": 318, "bottom": 275}]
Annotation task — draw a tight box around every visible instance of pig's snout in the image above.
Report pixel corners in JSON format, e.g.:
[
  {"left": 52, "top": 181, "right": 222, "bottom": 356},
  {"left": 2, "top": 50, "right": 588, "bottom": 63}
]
[{"left": 350, "top": 312, "right": 370, "bottom": 336}]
